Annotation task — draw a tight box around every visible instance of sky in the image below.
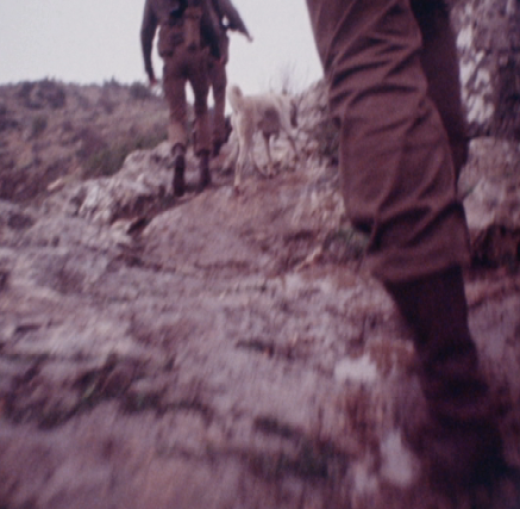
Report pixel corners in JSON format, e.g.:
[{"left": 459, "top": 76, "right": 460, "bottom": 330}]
[{"left": 0, "top": 0, "right": 324, "bottom": 95}]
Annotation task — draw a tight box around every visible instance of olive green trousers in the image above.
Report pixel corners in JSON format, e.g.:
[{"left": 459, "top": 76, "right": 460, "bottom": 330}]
[
  {"left": 163, "top": 45, "right": 211, "bottom": 155},
  {"left": 306, "top": 0, "right": 470, "bottom": 283}
]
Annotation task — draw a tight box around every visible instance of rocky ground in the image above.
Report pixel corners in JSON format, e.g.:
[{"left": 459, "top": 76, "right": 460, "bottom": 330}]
[{"left": 0, "top": 75, "right": 519, "bottom": 508}]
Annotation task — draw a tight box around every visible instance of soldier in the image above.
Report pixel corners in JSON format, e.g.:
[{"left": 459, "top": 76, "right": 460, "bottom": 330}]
[
  {"left": 305, "top": 0, "right": 520, "bottom": 504},
  {"left": 206, "top": 0, "right": 252, "bottom": 157},
  {"left": 141, "top": 0, "right": 221, "bottom": 196}
]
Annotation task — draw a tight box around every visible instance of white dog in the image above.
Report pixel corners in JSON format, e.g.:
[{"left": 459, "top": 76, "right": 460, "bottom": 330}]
[{"left": 226, "top": 84, "right": 299, "bottom": 191}]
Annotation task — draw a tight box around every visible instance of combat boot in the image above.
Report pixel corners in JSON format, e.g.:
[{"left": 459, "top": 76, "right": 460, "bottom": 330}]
[
  {"left": 198, "top": 150, "right": 211, "bottom": 192},
  {"left": 212, "top": 139, "right": 223, "bottom": 158},
  {"left": 172, "top": 143, "right": 186, "bottom": 197},
  {"left": 384, "top": 266, "right": 516, "bottom": 500}
]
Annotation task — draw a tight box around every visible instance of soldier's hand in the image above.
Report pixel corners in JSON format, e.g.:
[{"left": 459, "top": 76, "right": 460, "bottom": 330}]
[{"left": 148, "top": 75, "right": 158, "bottom": 87}]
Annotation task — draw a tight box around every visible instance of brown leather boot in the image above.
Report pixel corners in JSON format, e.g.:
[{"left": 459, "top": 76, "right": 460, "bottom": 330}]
[
  {"left": 172, "top": 143, "right": 186, "bottom": 197},
  {"left": 198, "top": 150, "right": 211, "bottom": 192},
  {"left": 385, "top": 266, "right": 510, "bottom": 497}
]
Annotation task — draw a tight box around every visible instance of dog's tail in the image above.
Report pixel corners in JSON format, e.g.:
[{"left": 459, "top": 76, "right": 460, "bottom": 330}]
[{"left": 227, "top": 84, "right": 244, "bottom": 113}]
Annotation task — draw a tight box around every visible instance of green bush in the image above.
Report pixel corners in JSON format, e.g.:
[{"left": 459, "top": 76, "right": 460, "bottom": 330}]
[
  {"left": 129, "top": 82, "right": 153, "bottom": 101},
  {"left": 102, "top": 78, "right": 122, "bottom": 89},
  {"left": 31, "top": 115, "right": 48, "bottom": 138},
  {"left": 322, "top": 226, "right": 368, "bottom": 263},
  {"left": 17, "top": 82, "right": 34, "bottom": 107},
  {"left": 38, "top": 79, "right": 67, "bottom": 109},
  {"left": 82, "top": 130, "right": 167, "bottom": 179},
  {"left": 17, "top": 80, "right": 66, "bottom": 110}
]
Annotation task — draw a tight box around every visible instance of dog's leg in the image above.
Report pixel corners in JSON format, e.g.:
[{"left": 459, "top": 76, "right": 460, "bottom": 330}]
[
  {"left": 234, "top": 140, "right": 246, "bottom": 192},
  {"left": 234, "top": 125, "right": 252, "bottom": 193},
  {"left": 262, "top": 133, "right": 274, "bottom": 177},
  {"left": 248, "top": 133, "right": 261, "bottom": 175},
  {"left": 280, "top": 114, "right": 300, "bottom": 164},
  {"left": 222, "top": 114, "right": 239, "bottom": 173},
  {"left": 223, "top": 134, "right": 239, "bottom": 172},
  {"left": 250, "top": 134, "right": 269, "bottom": 178},
  {"left": 288, "top": 134, "right": 299, "bottom": 163}
]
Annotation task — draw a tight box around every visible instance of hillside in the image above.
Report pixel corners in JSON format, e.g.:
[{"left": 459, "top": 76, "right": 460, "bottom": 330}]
[
  {"left": 0, "top": 3, "right": 520, "bottom": 504},
  {"left": 0, "top": 79, "right": 168, "bottom": 203}
]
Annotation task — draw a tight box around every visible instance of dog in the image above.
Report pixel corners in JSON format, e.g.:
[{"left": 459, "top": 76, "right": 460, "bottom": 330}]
[{"left": 225, "top": 84, "right": 299, "bottom": 192}]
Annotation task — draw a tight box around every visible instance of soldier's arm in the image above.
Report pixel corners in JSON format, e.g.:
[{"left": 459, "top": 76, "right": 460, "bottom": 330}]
[
  {"left": 216, "top": 0, "right": 252, "bottom": 40},
  {"left": 140, "top": 0, "right": 158, "bottom": 83}
]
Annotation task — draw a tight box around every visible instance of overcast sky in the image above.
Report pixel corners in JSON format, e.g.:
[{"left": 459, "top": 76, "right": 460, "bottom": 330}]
[{"left": 0, "top": 0, "right": 324, "bottom": 94}]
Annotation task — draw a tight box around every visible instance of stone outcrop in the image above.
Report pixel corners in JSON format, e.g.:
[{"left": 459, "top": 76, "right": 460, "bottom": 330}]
[
  {"left": 460, "top": 137, "right": 520, "bottom": 267},
  {"left": 452, "top": 0, "right": 520, "bottom": 139}
]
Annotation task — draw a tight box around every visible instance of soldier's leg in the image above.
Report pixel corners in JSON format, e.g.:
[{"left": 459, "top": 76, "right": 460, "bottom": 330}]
[
  {"left": 306, "top": 0, "right": 469, "bottom": 281},
  {"left": 209, "top": 58, "right": 228, "bottom": 157},
  {"left": 384, "top": 267, "right": 505, "bottom": 493},
  {"left": 163, "top": 55, "right": 188, "bottom": 197},
  {"left": 412, "top": 0, "right": 469, "bottom": 177},
  {"left": 189, "top": 52, "right": 212, "bottom": 191},
  {"left": 305, "top": 0, "right": 512, "bottom": 498}
]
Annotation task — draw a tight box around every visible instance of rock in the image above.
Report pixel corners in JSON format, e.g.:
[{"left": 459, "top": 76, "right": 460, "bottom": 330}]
[
  {"left": 453, "top": 0, "right": 520, "bottom": 139},
  {"left": 461, "top": 137, "right": 520, "bottom": 268},
  {"left": 0, "top": 73, "right": 518, "bottom": 509}
]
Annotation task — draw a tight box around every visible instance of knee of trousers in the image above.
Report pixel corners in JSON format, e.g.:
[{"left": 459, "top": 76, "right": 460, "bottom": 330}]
[
  {"left": 193, "top": 90, "right": 209, "bottom": 116},
  {"left": 168, "top": 122, "right": 188, "bottom": 150},
  {"left": 366, "top": 205, "right": 471, "bottom": 284},
  {"left": 211, "top": 76, "right": 227, "bottom": 103},
  {"left": 339, "top": 114, "right": 471, "bottom": 283}
]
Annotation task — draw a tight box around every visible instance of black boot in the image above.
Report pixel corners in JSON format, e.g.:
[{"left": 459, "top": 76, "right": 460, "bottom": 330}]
[
  {"left": 172, "top": 144, "right": 186, "bottom": 197},
  {"left": 198, "top": 150, "right": 211, "bottom": 192},
  {"left": 385, "top": 267, "right": 511, "bottom": 497},
  {"left": 212, "top": 139, "right": 223, "bottom": 158}
]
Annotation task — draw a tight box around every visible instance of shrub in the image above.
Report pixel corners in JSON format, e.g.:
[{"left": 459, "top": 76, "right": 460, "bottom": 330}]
[
  {"left": 102, "top": 78, "right": 122, "bottom": 90},
  {"left": 129, "top": 82, "right": 153, "bottom": 101},
  {"left": 0, "top": 103, "right": 18, "bottom": 132},
  {"left": 30, "top": 115, "right": 48, "bottom": 138},
  {"left": 16, "top": 80, "right": 66, "bottom": 110},
  {"left": 17, "top": 82, "right": 35, "bottom": 108},
  {"left": 98, "top": 92, "right": 116, "bottom": 115},
  {"left": 81, "top": 129, "right": 167, "bottom": 179},
  {"left": 322, "top": 226, "right": 368, "bottom": 263},
  {"left": 37, "top": 79, "right": 66, "bottom": 109}
]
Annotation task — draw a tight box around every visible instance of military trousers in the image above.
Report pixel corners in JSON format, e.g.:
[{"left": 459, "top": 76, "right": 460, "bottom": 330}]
[
  {"left": 306, "top": 0, "right": 471, "bottom": 283},
  {"left": 207, "top": 55, "right": 228, "bottom": 148},
  {"left": 163, "top": 45, "right": 211, "bottom": 155},
  {"left": 208, "top": 33, "right": 229, "bottom": 148}
]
